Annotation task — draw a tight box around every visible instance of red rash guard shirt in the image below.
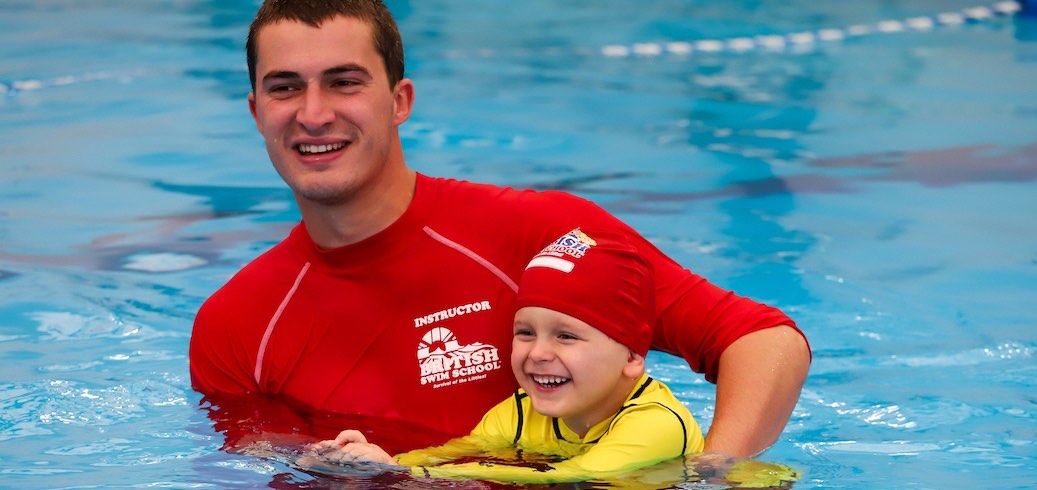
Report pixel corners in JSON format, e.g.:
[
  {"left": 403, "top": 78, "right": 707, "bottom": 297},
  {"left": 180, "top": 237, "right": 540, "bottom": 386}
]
[{"left": 189, "top": 174, "right": 800, "bottom": 447}]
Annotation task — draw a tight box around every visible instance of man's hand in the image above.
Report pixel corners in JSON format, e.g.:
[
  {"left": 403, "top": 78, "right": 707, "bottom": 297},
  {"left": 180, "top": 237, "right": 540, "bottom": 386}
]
[
  {"left": 321, "top": 441, "right": 398, "bottom": 466},
  {"left": 310, "top": 429, "right": 369, "bottom": 453},
  {"left": 308, "top": 429, "right": 399, "bottom": 466}
]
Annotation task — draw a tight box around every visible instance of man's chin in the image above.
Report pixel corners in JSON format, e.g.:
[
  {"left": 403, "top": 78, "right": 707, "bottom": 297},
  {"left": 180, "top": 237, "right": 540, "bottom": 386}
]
[{"left": 290, "top": 180, "right": 359, "bottom": 206}]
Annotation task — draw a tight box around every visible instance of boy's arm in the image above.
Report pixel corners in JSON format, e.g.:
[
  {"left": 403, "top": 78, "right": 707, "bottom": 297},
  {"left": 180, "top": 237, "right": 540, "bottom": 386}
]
[
  {"left": 395, "top": 392, "right": 520, "bottom": 467},
  {"left": 418, "top": 401, "right": 694, "bottom": 484},
  {"left": 395, "top": 433, "right": 506, "bottom": 467}
]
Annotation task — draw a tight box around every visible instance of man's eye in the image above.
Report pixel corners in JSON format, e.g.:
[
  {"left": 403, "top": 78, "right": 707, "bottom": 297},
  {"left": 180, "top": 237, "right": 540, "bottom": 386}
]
[{"left": 267, "top": 84, "right": 296, "bottom": 94}]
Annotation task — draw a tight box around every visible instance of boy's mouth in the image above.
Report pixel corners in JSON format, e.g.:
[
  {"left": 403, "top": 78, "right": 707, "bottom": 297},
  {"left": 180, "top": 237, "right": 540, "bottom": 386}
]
[{"left": 531, "top": 374, "right": 570, "bottom": 388}]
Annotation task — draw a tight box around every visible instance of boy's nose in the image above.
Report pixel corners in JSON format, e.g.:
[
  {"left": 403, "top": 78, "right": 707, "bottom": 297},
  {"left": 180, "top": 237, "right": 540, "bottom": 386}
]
[{"left": 528, "top": 339, "right": 555, "bottom": 361}]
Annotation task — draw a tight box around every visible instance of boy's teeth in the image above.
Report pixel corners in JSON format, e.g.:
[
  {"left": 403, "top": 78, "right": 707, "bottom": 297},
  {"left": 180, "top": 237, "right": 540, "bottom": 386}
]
[{"left": 533, "top": 375, "right": 569, "bottom": 386}]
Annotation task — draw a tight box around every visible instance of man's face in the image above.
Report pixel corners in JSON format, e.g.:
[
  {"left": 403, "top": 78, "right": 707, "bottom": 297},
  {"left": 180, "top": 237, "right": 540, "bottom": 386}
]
[{"left": 248, "top": 15, "right": 411, "bottom": 206}]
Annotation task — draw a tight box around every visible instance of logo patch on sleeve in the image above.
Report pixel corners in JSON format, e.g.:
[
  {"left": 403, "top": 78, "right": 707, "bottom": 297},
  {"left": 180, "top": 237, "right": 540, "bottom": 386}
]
[{"left": 525, "top": 228, "right": 598, "bottom": 274}]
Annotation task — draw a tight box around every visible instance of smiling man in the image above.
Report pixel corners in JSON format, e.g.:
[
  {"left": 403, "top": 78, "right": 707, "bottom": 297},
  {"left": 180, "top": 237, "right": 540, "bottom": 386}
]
[
  {"left": 190, "top": 0, "right": 810, "bottom": 460},
  {"left": 249, "top": 14, "right": 415, "bottom": 246}
]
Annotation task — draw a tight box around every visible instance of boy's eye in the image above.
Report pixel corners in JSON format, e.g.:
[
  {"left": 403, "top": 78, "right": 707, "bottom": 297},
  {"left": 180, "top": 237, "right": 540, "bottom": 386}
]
[
  {"left": 558, "top": 332, "right": 579, "bottom": 341},
  {"left": 513, "top": 328, "right": 534, "bottom": 338}
]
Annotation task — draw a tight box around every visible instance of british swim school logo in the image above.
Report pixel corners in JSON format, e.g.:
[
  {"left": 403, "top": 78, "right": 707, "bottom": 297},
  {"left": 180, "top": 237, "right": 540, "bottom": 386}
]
[
  {"left": 541, "top": 228, "right": 596, "bottom": 258},
  {"left": 525, "top": 228, "right": 597, "bottom": 273},
  {"left": 416, "top": 326, "right": 501, "bottom": 389}
]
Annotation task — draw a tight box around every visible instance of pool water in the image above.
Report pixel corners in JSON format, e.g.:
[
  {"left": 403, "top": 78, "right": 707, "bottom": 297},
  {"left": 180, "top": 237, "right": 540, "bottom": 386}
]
[{"left": 2, "top": 0, "right": 1036, "bottom": 488}]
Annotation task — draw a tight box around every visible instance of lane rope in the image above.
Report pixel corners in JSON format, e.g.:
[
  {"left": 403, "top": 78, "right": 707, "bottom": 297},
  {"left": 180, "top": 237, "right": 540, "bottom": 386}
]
[{"left": 597, "top": 1, "right": 1022, "bottom": 58}]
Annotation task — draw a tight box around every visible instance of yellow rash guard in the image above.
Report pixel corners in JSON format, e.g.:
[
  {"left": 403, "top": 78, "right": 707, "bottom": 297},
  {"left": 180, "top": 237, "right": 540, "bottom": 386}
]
[{"left": 396, "top": 374, "right": 704, "bottom": 483}]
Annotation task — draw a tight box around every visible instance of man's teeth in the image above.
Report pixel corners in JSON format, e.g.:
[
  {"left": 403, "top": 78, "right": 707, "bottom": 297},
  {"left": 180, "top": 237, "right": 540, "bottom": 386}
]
[
  {"left": 532, "top": 375, "right": 570, "bottom": 386},
  {"left": 298, "top": 142, "right": 346, "bottom": 154}
]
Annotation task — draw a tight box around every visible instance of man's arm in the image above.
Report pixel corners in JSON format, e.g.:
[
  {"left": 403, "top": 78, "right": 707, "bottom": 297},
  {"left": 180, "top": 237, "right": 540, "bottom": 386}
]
[
  {"left": 704, "top": 326, "right": 810, "bottom": 457},
  {"left": 641, "top": 251, "right": 810, "bottom": 457}
]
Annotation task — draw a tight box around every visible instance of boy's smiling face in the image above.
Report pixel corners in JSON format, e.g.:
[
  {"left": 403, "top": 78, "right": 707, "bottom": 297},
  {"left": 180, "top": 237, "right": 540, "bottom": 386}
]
[{"left": 511, "top": 306, "right": 645, "bottom": 438}]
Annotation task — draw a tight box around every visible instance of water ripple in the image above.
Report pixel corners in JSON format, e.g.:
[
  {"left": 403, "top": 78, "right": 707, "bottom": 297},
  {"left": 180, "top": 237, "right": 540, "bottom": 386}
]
[
  {"left": 45, "top": 437, "right": 138, "bottom": 456},
  {"left": 123, "top": 252, "right": 208, "bottom": 272},
  {"left": 835, "top": 404, "right": 917, "bottom": 429},
  {"left": 885, "top": 341, "right": 1034, "bottom": 368},
  {"left": 809, "top": 341, "right": 1035, "bottom": 376},
  {"left": 799, "top": 440, "right": 943, "bottom": 456},
  {"left": 0, "top": 467, "right": 81, "bottom": 476},
  {"left": 29, "top": 311, "right": 177, "bottom": 342},
  {"left": 0, "top": 376, "right": 188, "bottom": 441}
]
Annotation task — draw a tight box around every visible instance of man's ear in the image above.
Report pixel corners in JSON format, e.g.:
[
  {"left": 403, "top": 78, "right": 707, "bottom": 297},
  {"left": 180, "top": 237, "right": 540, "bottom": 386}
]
[
  {"left": 248, "top": 91, "right": 262, "bottom": 132},
  {"left": 391, "top": 78, "right": 415, "bottom": 126}
]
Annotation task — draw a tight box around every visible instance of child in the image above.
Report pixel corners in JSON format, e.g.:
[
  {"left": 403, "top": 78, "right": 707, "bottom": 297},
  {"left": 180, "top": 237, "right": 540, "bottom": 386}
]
[{"left": 310, "top": 228, "right": 705, "bottom": 483}]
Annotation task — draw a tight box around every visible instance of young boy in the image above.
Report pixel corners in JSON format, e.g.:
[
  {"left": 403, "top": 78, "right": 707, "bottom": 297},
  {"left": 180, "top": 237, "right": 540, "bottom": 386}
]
[{"left": 309, "top": 228, "right": 705, "bottom": 483}]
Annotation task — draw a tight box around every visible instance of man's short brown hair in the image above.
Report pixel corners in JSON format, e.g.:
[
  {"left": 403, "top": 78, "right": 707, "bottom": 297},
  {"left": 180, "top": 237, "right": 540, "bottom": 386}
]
[{"left": 246, "top": 0, "right": 405, "bottom": 91}]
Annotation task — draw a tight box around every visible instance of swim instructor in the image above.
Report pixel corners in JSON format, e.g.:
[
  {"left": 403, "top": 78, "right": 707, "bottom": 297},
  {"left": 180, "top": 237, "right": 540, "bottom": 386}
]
[{"left": 189, "top": 0, "right": 810, "bottom": 459}]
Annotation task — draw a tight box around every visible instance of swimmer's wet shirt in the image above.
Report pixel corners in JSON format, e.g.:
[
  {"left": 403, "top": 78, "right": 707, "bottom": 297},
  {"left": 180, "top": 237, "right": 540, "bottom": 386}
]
[
  {"left": 396, "top": 374, "right": 705, "bottom": 483},
  {"left": 190, "top": 174, "right": 799, "bottom": 445}
]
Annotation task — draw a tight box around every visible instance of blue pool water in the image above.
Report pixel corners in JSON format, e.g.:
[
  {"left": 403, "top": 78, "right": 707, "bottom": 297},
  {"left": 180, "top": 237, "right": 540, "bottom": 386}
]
[{"left": 2, "top": 0, "right": 1036, "bottom": 488}]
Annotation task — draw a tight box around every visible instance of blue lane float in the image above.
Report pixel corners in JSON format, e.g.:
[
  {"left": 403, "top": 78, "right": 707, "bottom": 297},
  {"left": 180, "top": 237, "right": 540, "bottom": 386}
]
[{"left": 600, "top": 1, "right": 1025, "bottom": 57}]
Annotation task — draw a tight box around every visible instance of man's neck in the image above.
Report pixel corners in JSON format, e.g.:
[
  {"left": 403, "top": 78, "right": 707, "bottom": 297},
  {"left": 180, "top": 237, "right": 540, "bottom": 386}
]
[{"left": 297, "top": 166, "right": 417, "bottom": 250}]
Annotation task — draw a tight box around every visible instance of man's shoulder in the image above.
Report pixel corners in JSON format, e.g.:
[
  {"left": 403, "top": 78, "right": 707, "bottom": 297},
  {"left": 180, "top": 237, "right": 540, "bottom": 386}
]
[
  {"left": 198, "top": 227, "right": 303, "bottom": 310},
  {"left": 423, "top": 174, "right": 599, "bottom": 214},
  {"left": 229, "top": 234, "right": 300, "bottom": 279}
]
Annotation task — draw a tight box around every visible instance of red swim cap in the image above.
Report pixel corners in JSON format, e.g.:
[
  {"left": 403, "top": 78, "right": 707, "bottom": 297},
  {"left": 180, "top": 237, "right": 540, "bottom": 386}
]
[{"left": 515, "top": 228, "right": 654, "bottom": 356}]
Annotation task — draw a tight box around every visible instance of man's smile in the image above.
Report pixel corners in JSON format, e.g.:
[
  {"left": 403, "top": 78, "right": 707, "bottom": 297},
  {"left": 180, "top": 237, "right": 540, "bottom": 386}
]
[{"left": 297, "top": 141, "right": 348, "bottom": 155}]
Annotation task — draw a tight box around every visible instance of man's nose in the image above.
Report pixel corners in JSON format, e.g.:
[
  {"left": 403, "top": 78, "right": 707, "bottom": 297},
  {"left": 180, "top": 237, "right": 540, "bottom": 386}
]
[{"left": 297, "top": 87, "right": 334, "bottom": 130}]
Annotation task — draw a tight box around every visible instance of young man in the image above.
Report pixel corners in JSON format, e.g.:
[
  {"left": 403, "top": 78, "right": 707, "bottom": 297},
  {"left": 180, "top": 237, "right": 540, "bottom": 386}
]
[
  {"left": 189, "top": 0, "right": 810, "bottom": 459},
  {"left": 308, "top": 228, "right": 704, "bottom": 483}
]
